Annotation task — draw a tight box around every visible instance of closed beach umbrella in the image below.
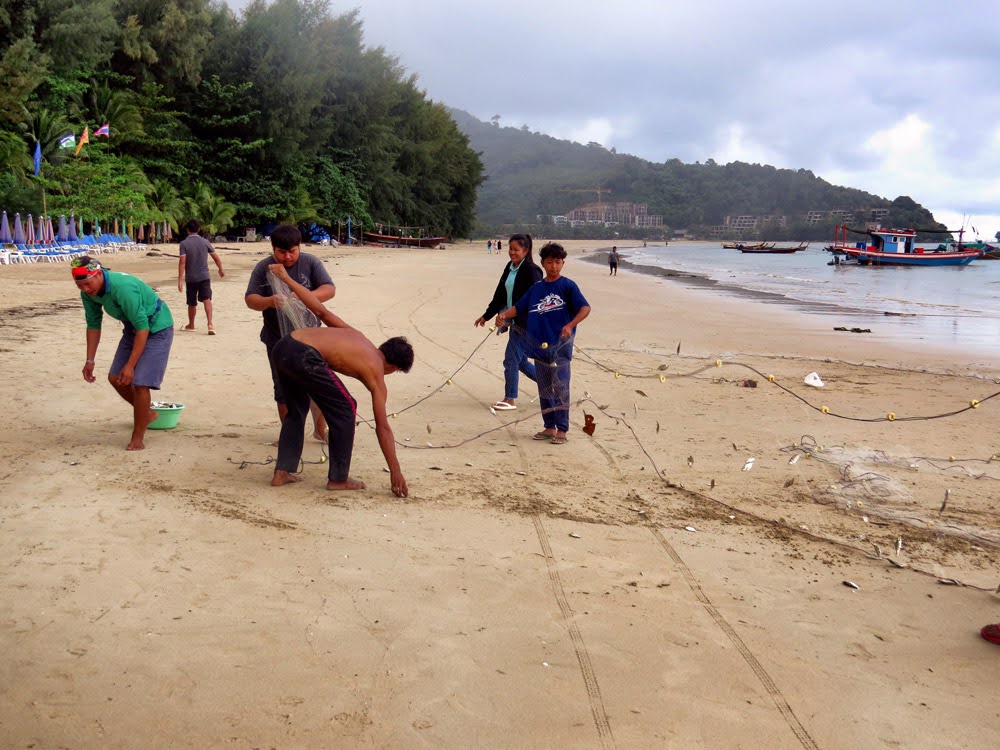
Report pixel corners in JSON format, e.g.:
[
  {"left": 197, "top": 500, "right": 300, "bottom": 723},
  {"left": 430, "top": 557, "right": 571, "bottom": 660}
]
[
  {"left": 0, "top": 211, "right": 11, "bottom": 244},
  {"left": 46, "top": 216, "right": 55, "bottom": 244},
  {"left": 77, "top": 215, "right": 84, "bottom": 237},
  {"left": 26, "top": 214, "right": 35, "bottom": 245},
  {"left": 137, "top": 223, "right": 144, "bottom": 241},
  {"left": 94, "top": 218, "right": 101, "bottom": 236},
  {"left": 58, "top": 215, "right": 68, "bottom": 241},
  {"left": 164, "top": 222, "right": 172, "bottom": 241},
  {"left": 113, "top": 218, "right": 119, "bottom": 236},
  {"left": 68, "top": 215, "right": 78, "bottom": 242},
  {"left": 13, "top": 213, "right": 25, "bottom": 244}
]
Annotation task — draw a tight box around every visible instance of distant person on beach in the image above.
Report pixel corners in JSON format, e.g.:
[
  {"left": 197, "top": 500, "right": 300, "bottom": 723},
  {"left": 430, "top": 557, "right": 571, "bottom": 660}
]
[
  {"left": 266, "top": 263, "right": 412, "bottom": 496},
  {"left": 72, "top": 255, "right": 174, "bottom": 451},
  {"left": 487, "top": 240, "right": 493, "bottom": 253},
  {"left": 474, "top": 232, "right": 543, "bottom": 411},
  {"left": 496, "top": 239, "right": 503, "bottom": 255},
  {"left": 496, "top": 242, "right": 590, "bottom": 445},
  {"left": 245, "top": 224, "right": 335, "bottom": 441},
  {"left": 177, "top": 219, "right": 224, "bottom": 334},
  {"left": 608, "top": 246, "right": 620, "bottom": 275}
]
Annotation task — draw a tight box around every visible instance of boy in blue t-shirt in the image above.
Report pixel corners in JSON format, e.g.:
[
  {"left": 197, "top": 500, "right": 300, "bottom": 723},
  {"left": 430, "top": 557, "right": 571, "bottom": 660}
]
[{"left": 496, "top": 243, "right": 591, "bottom": 444}]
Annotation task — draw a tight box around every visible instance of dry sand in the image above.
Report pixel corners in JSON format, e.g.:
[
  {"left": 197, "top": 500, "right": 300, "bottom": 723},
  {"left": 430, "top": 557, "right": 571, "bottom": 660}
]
[{"left": 1, "top": 239, "right": 998, "bottom": 749}]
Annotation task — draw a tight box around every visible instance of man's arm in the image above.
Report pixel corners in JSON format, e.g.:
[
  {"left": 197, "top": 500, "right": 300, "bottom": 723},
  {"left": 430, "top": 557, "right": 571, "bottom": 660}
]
[
  {"left": 83, "top": 327, "right": 101, "bottom": 383},
  {"left": 368, "top": 375, "right": 407, "bottom": 497},
  {"left": 177, "top": 255, "right": 186, "bottom": 292},
  {"left": 210, "top": 251, "right": 225, "bottom": 278},
  {"left": 268, "top": 264, "right": 352, "bottom": 329}
]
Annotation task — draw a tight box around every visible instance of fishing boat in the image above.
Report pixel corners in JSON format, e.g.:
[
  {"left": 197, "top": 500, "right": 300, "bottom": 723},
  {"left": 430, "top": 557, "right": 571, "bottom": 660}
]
[
  {"left": 826, "top": 225, "right": 982, "bottom": 267},
  {"left": 363, "top": 230, "right": 447, "bottom": 248},
  {"left": 738, "top": 241, "right": 809, "bottom": 254}
]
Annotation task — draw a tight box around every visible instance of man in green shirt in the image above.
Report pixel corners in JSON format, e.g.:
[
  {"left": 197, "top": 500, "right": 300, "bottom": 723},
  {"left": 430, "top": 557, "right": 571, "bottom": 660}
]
[{"left": 72, "top": 256, "right": 175, "bottom": 450}]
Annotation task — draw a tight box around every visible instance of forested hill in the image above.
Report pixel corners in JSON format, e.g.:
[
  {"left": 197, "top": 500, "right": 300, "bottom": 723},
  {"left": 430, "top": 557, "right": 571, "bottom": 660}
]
[{"left": 450, "top": 109, "right": 945, "bottom": 240}]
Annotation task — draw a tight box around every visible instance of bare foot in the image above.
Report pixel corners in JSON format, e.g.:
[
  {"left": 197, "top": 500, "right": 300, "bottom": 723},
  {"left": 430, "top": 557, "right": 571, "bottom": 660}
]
[
  {"left": 126, "top": 437, "right": 146, "bottom": 451},
  {"left": 271, "top": 470, "right": 302, "bottom": 487},
  {"left": 326, "top": 477, "right": 365, "bottom": 491},
  {"left": 182, "top": 325, "right": 195, "bottom": 331}
]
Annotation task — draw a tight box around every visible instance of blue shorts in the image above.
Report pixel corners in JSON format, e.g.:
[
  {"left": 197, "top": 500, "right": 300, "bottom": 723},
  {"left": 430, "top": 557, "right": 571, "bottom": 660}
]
[{"left": 110, "top": 325, "right": 174, "bottom": 389}]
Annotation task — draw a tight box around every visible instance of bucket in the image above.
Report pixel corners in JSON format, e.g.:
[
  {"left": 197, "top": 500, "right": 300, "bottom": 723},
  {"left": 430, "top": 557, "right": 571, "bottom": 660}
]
[{"left": 149, "top": 401, "right": 185, "bottom": 429}]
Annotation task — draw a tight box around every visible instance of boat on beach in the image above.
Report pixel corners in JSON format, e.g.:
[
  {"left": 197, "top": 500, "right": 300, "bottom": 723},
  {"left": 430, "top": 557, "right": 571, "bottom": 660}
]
[
  {"left": 738, "top": 241, "right": 809, "bottom": 254},
  {"left": 363, "top": 231, "right": 447, "bottom": 248},
  {"left": 826, "top": 225, "right": 982, "bottom": 267}
]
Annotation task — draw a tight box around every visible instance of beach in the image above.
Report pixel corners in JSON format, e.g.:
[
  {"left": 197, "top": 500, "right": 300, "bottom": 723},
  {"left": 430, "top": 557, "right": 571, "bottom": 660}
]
[{"left": 1, "top": 240, "right": 998, "bottom": 749}]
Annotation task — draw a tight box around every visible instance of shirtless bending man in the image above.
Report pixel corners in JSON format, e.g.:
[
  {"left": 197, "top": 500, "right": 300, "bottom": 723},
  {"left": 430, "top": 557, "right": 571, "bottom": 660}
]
[{"left": 267, "top": 264, "right": 413, "bottom": 497}]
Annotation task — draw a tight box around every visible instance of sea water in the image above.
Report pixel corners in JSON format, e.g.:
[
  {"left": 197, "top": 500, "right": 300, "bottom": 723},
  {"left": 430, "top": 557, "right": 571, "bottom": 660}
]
[{"left": 615, "top": 242, "right": 1000, "bottom": 358}]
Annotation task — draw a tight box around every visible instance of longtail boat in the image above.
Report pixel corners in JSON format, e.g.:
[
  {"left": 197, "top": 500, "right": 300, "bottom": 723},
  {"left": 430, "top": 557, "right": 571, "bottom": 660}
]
[
  {"left": 738, "top": 241, "right": 809, "bottom": 254},
  {"left": 363, "top": 231, "right": 447, "bottom": 248}
]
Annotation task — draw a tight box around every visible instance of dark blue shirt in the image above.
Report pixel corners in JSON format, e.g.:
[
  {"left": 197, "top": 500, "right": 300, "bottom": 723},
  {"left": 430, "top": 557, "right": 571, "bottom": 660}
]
[{"left": 514, "top": 276, "right": 589, "bottom": 359}]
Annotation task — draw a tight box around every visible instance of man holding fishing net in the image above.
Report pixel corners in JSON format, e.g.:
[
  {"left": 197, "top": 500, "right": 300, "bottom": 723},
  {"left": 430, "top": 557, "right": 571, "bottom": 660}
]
[
  {"left": 245, "top": 225, "right": 335, "bottom": 441},
  {"left": 263, "top": 260, "right": 413, "bottom": 497}
]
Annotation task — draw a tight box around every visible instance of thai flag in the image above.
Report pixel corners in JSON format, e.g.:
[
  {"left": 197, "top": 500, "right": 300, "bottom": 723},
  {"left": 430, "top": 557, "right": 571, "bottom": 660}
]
[{"left": 95, "top": 124, "right": 110, "bottom": 137}]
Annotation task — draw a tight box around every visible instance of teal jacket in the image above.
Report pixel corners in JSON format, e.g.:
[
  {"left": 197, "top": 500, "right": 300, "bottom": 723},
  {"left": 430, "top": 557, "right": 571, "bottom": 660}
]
[{"left": 81, "top": 270, "right": 173, "bottom": 333}]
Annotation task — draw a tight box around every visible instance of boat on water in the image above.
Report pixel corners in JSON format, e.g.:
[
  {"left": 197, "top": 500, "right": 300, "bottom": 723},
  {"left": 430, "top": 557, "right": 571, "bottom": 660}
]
[
  {"left": 363, "top": 231, "right": 447, "bottom": 248},
  {"left": 826, "top": 225, "right": 982, "bottom": 267},
  {"left": 738, "top": 241, "right": 809, "bottom": 254}
]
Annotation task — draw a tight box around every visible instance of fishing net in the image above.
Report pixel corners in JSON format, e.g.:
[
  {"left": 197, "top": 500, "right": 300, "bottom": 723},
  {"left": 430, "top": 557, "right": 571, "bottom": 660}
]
[{"left": 268, "top": 269, "right": 320, "bottom": 337}]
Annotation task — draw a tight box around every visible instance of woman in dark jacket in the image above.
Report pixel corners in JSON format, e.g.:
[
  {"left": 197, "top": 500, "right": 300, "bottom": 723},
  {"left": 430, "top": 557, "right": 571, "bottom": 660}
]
[{"left": 474, "top": 233, "right": 543, "bottom": 410}]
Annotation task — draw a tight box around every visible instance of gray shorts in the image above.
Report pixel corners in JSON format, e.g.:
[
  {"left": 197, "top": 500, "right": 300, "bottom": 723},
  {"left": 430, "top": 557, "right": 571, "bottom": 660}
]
[{"left": 110, "top": 325, "right": 174, "bottom": 389}]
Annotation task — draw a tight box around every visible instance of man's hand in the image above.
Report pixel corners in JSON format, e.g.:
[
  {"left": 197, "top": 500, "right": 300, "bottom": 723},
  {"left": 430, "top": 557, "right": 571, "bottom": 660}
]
[
  {"left": 177, "top": 278, "right": 183, "bottom": 292},
  {"left": 560, "top": 324, "right": 574, "bottom": 339},
  {"left": 390, "top": 470, "right": 408, "bottom": 498},
  {"left": 268, "top": 263, "right": 290, "bottom": 282},
  {"left": 83, "top": 361, "right": 96, "bottom": 383},
  {"left": 474, "top": 316, "right": 486, "bottom": 327},
  {"left": 219, "top": 268, "right": 225, "bottom": 278},
  {"left": 115, "top": 363, "right": 135, "bottom": 386}
]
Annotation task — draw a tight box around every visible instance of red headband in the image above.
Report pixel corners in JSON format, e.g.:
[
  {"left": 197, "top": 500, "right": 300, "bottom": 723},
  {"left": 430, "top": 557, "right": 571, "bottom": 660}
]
[{"left": 72, "top": 265, "right": 102, "bottom": 280}]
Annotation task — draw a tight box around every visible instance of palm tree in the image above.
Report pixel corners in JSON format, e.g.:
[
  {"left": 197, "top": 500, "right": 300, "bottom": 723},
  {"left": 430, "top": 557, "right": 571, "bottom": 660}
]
[
  {"left": 146, "top": 179, "right": 186, "bottom": 230},
  {"left": 186, "top": 182, "right": 236, "bottom": 236}
]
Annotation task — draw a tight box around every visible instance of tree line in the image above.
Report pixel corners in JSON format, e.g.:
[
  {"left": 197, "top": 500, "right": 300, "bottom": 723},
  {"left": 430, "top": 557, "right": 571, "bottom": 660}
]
[{"left": 0, "top": 0, "right": 483, "bottom": 239}]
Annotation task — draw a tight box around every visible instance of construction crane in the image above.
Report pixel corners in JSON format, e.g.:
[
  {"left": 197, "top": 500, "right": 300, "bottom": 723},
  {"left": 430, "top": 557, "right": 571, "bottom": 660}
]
[{"left": 560, "top": 187, "right": 612, "bottom": 222}]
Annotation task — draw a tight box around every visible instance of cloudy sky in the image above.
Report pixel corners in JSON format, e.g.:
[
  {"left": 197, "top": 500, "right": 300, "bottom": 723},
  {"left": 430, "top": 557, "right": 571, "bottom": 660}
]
[{"left": 232, "top": 1, "right": 1000, "bottom": 236}]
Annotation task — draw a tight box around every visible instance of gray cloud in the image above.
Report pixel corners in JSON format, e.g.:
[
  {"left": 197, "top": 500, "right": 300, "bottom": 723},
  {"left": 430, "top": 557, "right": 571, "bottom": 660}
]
[{"left": 226, "top": 0, "right": 1000, "bottom": 233}]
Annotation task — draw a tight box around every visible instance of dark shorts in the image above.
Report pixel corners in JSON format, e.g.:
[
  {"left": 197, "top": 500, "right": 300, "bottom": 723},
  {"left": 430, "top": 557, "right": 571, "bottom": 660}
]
[
  {"left": 110, "top": 325, "right": 174, "bottom": 389},
  {"left": 186, "top": 279, "right": 212, "bottom": 306}
]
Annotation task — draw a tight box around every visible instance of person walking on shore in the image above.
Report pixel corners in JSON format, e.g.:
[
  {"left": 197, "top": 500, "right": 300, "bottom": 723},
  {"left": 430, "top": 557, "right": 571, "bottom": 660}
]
[
  {"left": 73, "top": 255, "right": 174, "bottom": 451},
  {"left": 177, "top": 219, "right": 224, "bottom": 334},
  {"left": 608, "top": 246, "right": 620, "bottom": 275},
  {"left": 474, "top": 233, "right": 543, "bottom": 411}
]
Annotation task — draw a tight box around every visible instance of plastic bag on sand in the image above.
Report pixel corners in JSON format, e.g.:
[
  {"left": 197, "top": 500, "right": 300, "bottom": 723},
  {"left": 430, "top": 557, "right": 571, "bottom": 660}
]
[{"left": 804, "top": 372, "right": 825, "bottom": 388}]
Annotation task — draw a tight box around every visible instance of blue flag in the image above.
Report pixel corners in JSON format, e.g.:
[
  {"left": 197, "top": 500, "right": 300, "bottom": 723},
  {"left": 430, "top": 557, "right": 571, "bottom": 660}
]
[{"left": 33, "top": 142, "right": 41, "bottom": 176}]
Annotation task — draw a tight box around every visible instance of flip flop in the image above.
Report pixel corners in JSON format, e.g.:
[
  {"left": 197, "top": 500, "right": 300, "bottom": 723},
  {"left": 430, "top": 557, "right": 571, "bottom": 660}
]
[
  {"left": 492, "top": 401, "right": 517, "bottom": 410},
  {"left": 982, "top": 622, "right": 1000, "bottom": 645},
  {"left": 550, "top": 435, "right": 568, "bottom": 445},
  {"left": 207, "top": 326, "right": 216, "bottom": 336},
  {"left": 532, "top": 431, "right": 554, "bottom": 440}
]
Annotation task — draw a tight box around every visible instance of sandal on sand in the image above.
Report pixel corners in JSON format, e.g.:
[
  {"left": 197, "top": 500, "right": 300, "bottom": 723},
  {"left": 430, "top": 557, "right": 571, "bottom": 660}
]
[
  {"left": 491, "top": 401, "right": 516, "bottom": 410},
  {"left": 207, "top": 326, "right": 216, "bottom": 336},
  {"left": 550, "top": 435, "right": 568, "bottom": 445},
  {"left": 982, "top": 622, "right": 1000, "bottom": 645},
  {"left": 532, "top": 431, "right": 554, "bottom": 441}
]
